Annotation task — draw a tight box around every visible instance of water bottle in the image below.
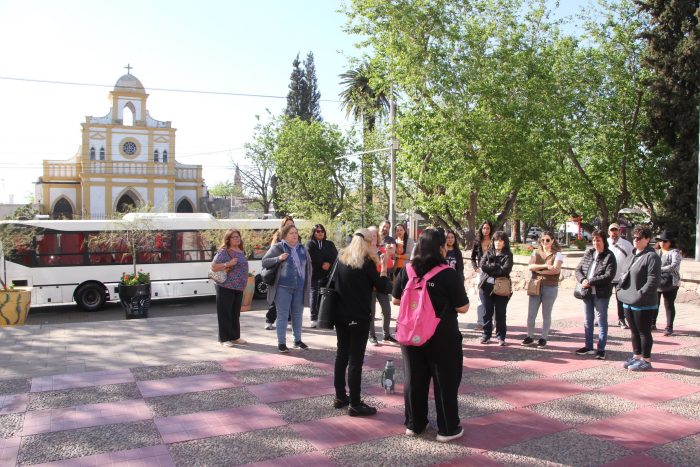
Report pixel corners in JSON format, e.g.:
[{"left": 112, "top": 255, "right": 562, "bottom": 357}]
[{"left": 381, "top": 359, "right": 395, "bottom": 394}]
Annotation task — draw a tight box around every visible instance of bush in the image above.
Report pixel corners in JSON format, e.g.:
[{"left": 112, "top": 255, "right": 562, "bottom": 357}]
[
  {"left": 512, "top": 243, "right": 535, "bottom": 256},
  {"left": 574, "top": 239, "right": 587, "bottom": 250}
]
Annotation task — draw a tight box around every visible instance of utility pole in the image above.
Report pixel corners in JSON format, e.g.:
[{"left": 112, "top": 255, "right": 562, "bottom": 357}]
[
  {"left": 696, "top": 105, "right": 700, "bottom": 261},
  {"left": 389, "top": 92, "right": 397, "bottom": 230}
]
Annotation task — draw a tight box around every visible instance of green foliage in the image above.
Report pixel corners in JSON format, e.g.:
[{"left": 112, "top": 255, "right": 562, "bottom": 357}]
[
  {"left": 242, "top": 113, "right": 280, "bottom": 214},
  {"left": 209, "top": 181, "right": 242, "bottom": 198},
  {"left": 0, "top": 223, "right": 37, "bottom": 289},
  {"left": 120, "top": 271, "right": 150, "bottom": 286},
  {"left": 285, "top": 52, "right": 322, "bottom": 122},
  {"left": 4, "top": 203, "right": 39, "bottom": 220}
]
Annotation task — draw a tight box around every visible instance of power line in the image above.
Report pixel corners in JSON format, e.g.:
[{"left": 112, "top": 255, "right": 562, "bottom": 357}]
[{"left": 0, "top": 75, "right": 343, "bottom": 103}]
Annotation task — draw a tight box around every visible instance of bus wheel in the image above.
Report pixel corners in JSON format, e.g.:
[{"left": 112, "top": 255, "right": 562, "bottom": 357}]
[
  {"left": 254, "top": 275, "right": 268, "bottom": 299},
  {"left": 75, "top": 283, "right": 107, "bottom": 312}
]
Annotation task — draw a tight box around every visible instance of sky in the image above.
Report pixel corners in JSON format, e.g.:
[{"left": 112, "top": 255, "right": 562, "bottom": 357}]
[{"left": 0, "top": 0, "right": 587, "bottom": 205}]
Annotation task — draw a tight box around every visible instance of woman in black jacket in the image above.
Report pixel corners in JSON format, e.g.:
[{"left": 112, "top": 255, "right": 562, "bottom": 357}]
[
  {"left": 479, "top": 231, "right": 513, "bottom": 346},
  {"left": 332, "top": 229, "right": 391, "bottom": 417},
  {"left": 574, "top": 230, "right": 617, "bottom": 359},
  {"left": 306, "top": 224, "right": 338, "bottom": 328}
]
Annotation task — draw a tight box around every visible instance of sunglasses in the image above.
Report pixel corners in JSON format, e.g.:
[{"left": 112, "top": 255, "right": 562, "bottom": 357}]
[
  {"left": 659, "top": 239, "right": 669, "bottom": 243},
  {"left": 315, "top": 229, "right": 325, "bottom": 233},
  {"left": 609, "top": 228, "right": 618, "bottom": 232},
  {"left": 541, "top": 238, "right": 552, "bottom": 243},
  {"left": 633, "top": 237, "right": 645, "bottom": 241}
]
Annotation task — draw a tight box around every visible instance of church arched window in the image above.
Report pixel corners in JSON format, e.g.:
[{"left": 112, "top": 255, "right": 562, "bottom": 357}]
[
  {"left": 122, "top": 103, "right": 135, "bottom": 126},
  {"left": 99, "top": 147, "right": 105, "bottom": 160},
  {"left": 154, "top": 149, "right": 159, "bottom": 162},
  {"left": 162, "top": 150, "right": 168, "bottom": 163},
  {"left": 90, "top": 147, "right": 95, "bottom": 160}
]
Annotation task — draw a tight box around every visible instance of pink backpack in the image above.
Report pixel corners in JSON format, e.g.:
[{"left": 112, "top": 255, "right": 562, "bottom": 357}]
[{"left": 396, "top": 263, "right": 449, "bottom": 346}]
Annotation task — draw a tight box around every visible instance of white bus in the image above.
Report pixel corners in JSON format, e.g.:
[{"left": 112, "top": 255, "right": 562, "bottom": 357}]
[{"left": 0, "top": 213, "right": 299, "bottom": 311}]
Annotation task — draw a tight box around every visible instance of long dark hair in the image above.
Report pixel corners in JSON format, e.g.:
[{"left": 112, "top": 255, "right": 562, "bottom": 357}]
[
  {"left": 411, "top": 228, "right": 447, "bottom": 276},
  {"left": 395, "top": 223, "right": 408, "bottom": 246},
  {"left": 490, "top": 231, "right": 511, "bottom": 254},
  {"left": 477, "top": 220, "right": 494, "bottom": 242},
  {"left": 309, "top": 223, "right": 327, "bottom": 241}
]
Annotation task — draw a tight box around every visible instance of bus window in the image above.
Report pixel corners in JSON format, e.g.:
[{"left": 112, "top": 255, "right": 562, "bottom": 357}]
[
  {"left": 137, "top": 232, "right": 173, "bottom": 263},
  {"left": 175, "top": 231, "right": 211, "bottom": 262},
  {"left": 88, "top": 233, "right": 127, "bottom": 264},
  {"left": 36, "top": 233, "right": 84, "bottom": 266}
]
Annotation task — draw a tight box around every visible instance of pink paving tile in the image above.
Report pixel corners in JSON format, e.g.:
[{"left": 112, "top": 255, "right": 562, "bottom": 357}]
[
  {"left": 30, "top": 369, "right": 135, "bottom": 392},
  {"left": 486, "top": 377, "right": 588, "bottom": 407},
  {"left": 0, "top": 437, "right": 20, "bottom": 467},
  {"left": 434, "top": 452, "right": 502, "bottom": 467},
  {"left": 601, "top": 453, "right": 674, "bottom": 467},
  {"left": 247, "top": 376, "right": 335, "bottom": 403},
  {"left": 137, "top": 372, "right": 242, "bottom": 398},
  {"left": 598, "top": 374, "right": 700, "bottom": 405},
  {"left": 31, "top": 445, "right": 175, "bottom": 467},
  {"left": 579, "top": 406, "right": 700, "bottom": 452},
  {"left": 514, "top": 355, "right": 605, "bottom": 376},
  {"left": 462, "top": 354, "right": 510, "bottom": 372},
  {"left": 458, "top": 408, "right": 570, "bottom": 450},
  {"left": 155, "top": 404, "right": 285, "bottom": 443},
  {"left": 366, "top": 345, "right": 402, "bottom": 357},
  {"left": 220, "top": 354, "right": 310, "bottom": 372},
  {"left": 653, "top": 354, "right": 700, "bottom": 373},
  {"left": 22, "top": 400, "right": 151, "bottom": 436},
  {"left": 364, "top": 385, "right": 405, "bottom": 407},
  {"left": 243, "top": 451, "right": 336, "bottom": 467},
  {"left": 0, "top": 392, "right": 28, "bottom": 414},
  {"left": 291, "top": 406, "right": 405, "bottom": 450}
]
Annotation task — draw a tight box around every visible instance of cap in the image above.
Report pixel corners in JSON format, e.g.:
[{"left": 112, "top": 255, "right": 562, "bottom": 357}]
[{"left": 608, "top": 223, "right": 620, "bottom": 231}]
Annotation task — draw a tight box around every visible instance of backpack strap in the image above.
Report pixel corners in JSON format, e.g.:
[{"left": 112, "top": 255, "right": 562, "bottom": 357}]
[{"left": 422, "top": 264, "right": 450, "bottom": 282}]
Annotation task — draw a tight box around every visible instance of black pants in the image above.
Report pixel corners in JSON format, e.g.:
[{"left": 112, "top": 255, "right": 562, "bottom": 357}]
[
  {"left": 215, "top": 286, "right": 242, "bottom": 342},
  {"left": 334, "top": 320, "right": 371, "bottom": 405},
  {"left": 612, "top": 285, "right": 626, "bottom": 322},
  {"left": 310, "top": 278, "right": 321, "bottom": 322},
  {"left": 624, "top": 308, "right": 654, "bottom": 358},
  {"left": 653, "top": 288, "right": 679, "bottom": 331},
  {"left": 481, "top": 283, "right": 510, "bottom": 340},
  {"left": 265, "top": 303, "right": 276, "bottom": 324},
  {"left": 402, "top": 319, "right": 463, "bottom": 436}
]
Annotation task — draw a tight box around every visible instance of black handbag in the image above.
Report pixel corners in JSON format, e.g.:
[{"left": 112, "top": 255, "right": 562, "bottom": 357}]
[
  {"left": 574, "top": 282, "right": 590, "bottom": 300},
  {"left": 261, "top": 244, "right": 285, "bottom": 285},
  {"left": 317, "top": 260, "right": 340, "bottom": 330},
  {"left": 659, "top": 271, "right": 673, "bottom": 290}
]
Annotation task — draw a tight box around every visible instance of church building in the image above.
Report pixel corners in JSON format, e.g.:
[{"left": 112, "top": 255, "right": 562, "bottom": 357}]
[{"left": 36, "top": 69, "right": 204, "bottom": 219}]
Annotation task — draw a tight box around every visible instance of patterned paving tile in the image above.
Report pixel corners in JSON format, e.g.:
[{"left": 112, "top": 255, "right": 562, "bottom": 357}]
[
  {"left": 557, "top": 362, "right": 646, "bottom": 389},
  {"left": 22, "top": 399, "right": 151, "bottom": 436},
  {"left": 219, "top": 354, "right": 309, "bottom": 372},
  {"left": 247, "top": 376, "right": 335, "bottom": 404},
  {"left": 0, "top": 413, "right": 24, "bottom": 438},
  {"left": 243, "top": 451, "right": 336, "bottom": 467},
  {"left": 130, "top": 361, "right": 222, "bottom": 381},
  {"left": 30, "top": 445, "right": 175, "bottom": 467},
  {"left": 488, "top": 429, "right": 632, "bottom": 466},
  {"left": 167, "top": 426, "right": 314, "bottom": 467},
  {"left": 0, "top": 378, "right": 30, "bottom": 396},
  {"left": 269, "top": 394, "right": 386, "bottom": 424},
  {"left": 137, "top": 372, "right": 243, "bottom": 398},
  {"left": 486, "top": 377, "right": 588, "bottom": 407},
  {"left": 155, "top": 404, "right": 286, "bottom": 444},
  {"left": 657, "top": 391, "right": 700, "bottom": 421},
  {"left": 28, "top": 383, "right": 142, "bottom": 411},
  {"left": 513, "top": 355, "right": 605, "bottom": 376},
  {"left": 0, "top": 437, "right": 21, "bottom": 467},
  {"left": 578, "top": 406, "right": 700, "bottom": 452},
  {"left": 291, "top": 406, "right": 405, "bottom": 451},
  {"left": 16, "top": 420, "right": 162, "bottom": 466},
  {"left": 233, "top": 364, "right": 329, "bottom": 385},
  {"left": 0, "top": 393, "right": 28, "bottom": 415},
  {"left": 30, "top": 369, "right": 134, "bottom": 392},
  {"left": 146, "top": 387, "right": 258, "bottom": 418},
  {"left": 598, "top": 374, "right": 700, "bottom": 405},
  {"left": 462, "top": 364, "right": 541, "bottom": 388},
  {"left": 601, "top": 453, "right": 675, "bottom": 467},
  {"left": 646, "top": 433, "right": 700, "bottom": 467},
  {"left": 433, "top": 452, "right": 504, "bottom": 466},
  {"left": 529, "top": 392, "right": 638, "bottom": 426}
]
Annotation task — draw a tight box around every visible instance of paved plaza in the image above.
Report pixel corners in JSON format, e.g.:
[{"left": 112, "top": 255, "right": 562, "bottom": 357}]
[{"left": 1, "top": 290, "right": 698, "bottom": 466}]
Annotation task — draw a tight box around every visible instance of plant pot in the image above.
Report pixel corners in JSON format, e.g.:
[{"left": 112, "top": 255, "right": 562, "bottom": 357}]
[
  {"left": 118, "top": 283, "right": 151, "bottom": 319},
  {"left": 241, "top": 276, "right": 255, "bottom": 312},
  {"left": 0, "top": 288, "right": 32, "bottom": 326}
]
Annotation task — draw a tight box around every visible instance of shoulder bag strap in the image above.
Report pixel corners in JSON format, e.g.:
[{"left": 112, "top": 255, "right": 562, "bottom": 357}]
[{"left": 326, "top": 259, "right": 340, "bottom": 288}]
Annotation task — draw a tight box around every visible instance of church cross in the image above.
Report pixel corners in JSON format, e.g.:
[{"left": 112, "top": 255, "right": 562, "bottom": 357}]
[{"left": 124, "top": 63, "right": 133, "bottom": 74}]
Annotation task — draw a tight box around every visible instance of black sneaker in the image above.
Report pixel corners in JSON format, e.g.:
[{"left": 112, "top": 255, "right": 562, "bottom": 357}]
[
  {"left": 537, "top": 338, "right": 547, "bottom": 348},
  {"left": 333, "top": 396, "right": 350, "bottom": 409},
  {"left": 521, "top": 336, "right": 534, "bottom": 346},
  {"left": 294, "top": 341, "right": 309, "bottom": 350},
  {"left": 383, "top": 335, "right": 398, "bottom": 344},
  {"left": 575, "top": 347, "right": 594, "bottom": 355},
  {"left": 651, "top": 324, "right": 658, "bottom": 331},
  {"left": 369, "top": 337, "right": 379, "bottom": 346},
  {"left": 278, "top": 344, "right": 289, "bottom": 353},
  {"left": 595, "top": 350, "right": 606, "bottom": 360},
  {"left": 480, "top": 337, "right": 491, "bottom": 344},
  {"left": 348, "top": 401, "right": 377, "bottom": 417}
]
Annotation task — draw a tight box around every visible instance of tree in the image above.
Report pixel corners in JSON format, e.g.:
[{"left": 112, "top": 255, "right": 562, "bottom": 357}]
[
  {"left": 209, "top": 181, "right": 243, "bottom": 199},
  {"left": 636, "top": 0, "right": 700, "bottom": 255},
  {"left": 303, "top": 52, "right": 322, "bottom": 122},
  {"left": 285, "top": 52, "right": 322, "bottom": 122},
  {"left": 241, "top": 114, "right": 280, "bottom": 214},
  {"left": 285, "top": 54, "right": 306, "bottom": 120}
]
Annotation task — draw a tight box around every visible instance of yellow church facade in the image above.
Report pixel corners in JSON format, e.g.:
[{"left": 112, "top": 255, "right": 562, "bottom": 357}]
[{"left": 36, "top": 71, "right": 204, "bottom": 219}]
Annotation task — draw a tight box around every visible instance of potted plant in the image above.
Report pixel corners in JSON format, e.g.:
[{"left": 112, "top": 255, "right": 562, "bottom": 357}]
[{"left": 0, "top": 223, "right": 35, "bottom": 326}]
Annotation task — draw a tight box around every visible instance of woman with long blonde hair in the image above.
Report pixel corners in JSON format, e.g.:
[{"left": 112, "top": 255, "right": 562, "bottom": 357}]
[{"left": 331, "top": 229, "right": 391, "bottom": 416}]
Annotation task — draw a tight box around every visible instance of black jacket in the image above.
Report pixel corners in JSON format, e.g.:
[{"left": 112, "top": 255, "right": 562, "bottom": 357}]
[
  {"left": 616, "top": 245, "right": 661, "bottom": 307},
  {"left": 575, "top": 248, "right": 617, "bottom": 299},
  {"left": 479, "top": 250, "right": 513, "bottom": 278},
  {"left": 470, "top": 242, "right": 486, "bottom": 270},
  {"left": 306, "top": 239, "right": 338, "bottom": 281},
  {"left": 335, "top": 258, "right": 392, "bottom": 324}
]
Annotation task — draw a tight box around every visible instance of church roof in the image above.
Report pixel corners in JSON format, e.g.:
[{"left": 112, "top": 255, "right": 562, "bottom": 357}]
[{"left": 114, "top": 73, "right": 146, "bottom": 94}]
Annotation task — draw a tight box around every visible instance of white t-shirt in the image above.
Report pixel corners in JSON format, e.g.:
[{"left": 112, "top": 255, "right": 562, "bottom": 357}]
[{"left": 608, "top": 237, "right": 633, "bottom": 282}]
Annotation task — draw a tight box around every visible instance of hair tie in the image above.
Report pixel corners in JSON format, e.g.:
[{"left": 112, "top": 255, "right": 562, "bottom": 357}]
[{"left": 355, "top": 232, "right": 365, "bottom": 239}]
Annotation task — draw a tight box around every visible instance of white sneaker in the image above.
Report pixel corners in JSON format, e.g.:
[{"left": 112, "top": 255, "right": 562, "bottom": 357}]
[
  {"left": 405, "top": 428, "right": 417, "bottom": 436},
  {"left": 221, "top": 341, "right": 236, "bottom": 347},
  {"left": 310, "top": 321, "right": 317, "bottom": 328},
  {"left": 436, "top": 427, "right": 464, "bottom": 443},
  {"left": 264, "top": 323, "right": 273, "bottom": 330}
]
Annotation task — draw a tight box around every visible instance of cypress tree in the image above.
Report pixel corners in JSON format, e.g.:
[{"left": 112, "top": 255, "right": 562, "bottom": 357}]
[
  {"left": 303, "top": 52, "right": 322, "bottom": 121},
  {"left": 285, "top": 54, "right": 307, "bottom": 119}
]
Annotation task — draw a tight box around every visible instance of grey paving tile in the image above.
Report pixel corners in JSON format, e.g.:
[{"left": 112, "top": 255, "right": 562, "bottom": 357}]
[
  {"left": 462, "top": 364, "right": 541, "bottom": 388},
  {"left": 167, "top": 426, "right": 314, "bottom": 467},
  {"left": 488, "top": 429, "right": 631, "bottom": 466},
  {"left": 326, "top": 432, "right": 472, "bottom": 467},
  {"left": 528, "top": 392, "right": 638, "bottom": 426},
  {"left": 0, "top": 378, "right": 29, "bottom": 396},
  {"left": 648, "top": 433, "right": 700, "bottom": 467},
  {"left": 130, "top": 361, "right": 223, "bottom": 381},
  {"left": 16, "top": 420, "right": 161, "bottom": 466},
  {"left": 0, "top": 413, "right": 23, "bottom": 438},
  {"left": 557, "top": 363, "right": 645, "bottom": 389},
  {"left": 428, "top": 393, "right": 514, "bottom": 423},
  {"left": 270, "top": 394, "right": 386, "bottom": 424},
  {"left": 146, "top": 387, "right": 258, "bottom": 418},
  {"left": 663, "top": 344, "right": 700, "bottom": 357},
  {"left": 234, "top": 364, "right": 329, "bottom": 385},
  {"left": 657, "top": 391, "right": 700, "bottom": 421},
  {"left": 28, "top": 383, "right": 141, "bottom": 410}
]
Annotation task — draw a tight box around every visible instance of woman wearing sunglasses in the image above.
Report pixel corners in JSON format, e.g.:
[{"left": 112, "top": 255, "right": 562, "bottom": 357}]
[
  {"left": 306, "top": 224, "right": 338, "bottom": 328},
  {"left": 522, "top": 231, "right": 564, "bottom": 348},
  {"left": 653, "top": 231, "right": 681, "bottom": 336}
]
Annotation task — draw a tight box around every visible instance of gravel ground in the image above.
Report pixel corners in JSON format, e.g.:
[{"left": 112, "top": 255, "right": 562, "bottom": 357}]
[
  {"left": 0, "top": 378, "right": 29, "bottom": 396},
  {"left": 660, "top": 368, "right": 700, "bottom": 387},
  {"left": 234, "top": 364, "right": 329, "bottom": 385},
  {"left": 557, "top": 363, "right": 645, "bottom": 389},
  {"left": 130, "top": 361, "right": 222, "bottom": 381},
  {"left": 16, "top": 420, "right": 162, "bottom": 466},
  {"left": 463, "top": 364, "right": 541, "bottom": 388},
  {"left": 427, "top": 393, "right": 514, "bottom": 424},
  {"left": 0, "top": 413, "right": 23, "bottom": 438},
  {"left": 488, "top": 429, "right": 631, "bottom": 466},
  {"left": 28, "top": 383, "right": 142, "bottom": 411},
  {"left": 657, "top": 391, "right": 700, "bottom": 421},
  {"left": 301, "top": 347, "right": 341, "bottom": 364},
  {"left": 167, "top": 426, "right": 315, "bottom": 466},
  {"left": 528, "top": 392, "right": 638, "bottom": 426},
  {"left": 486, "top": 346, "right": 551, "bottom": 362},
  {"left": 270, "top": 394, "right": 387, "bottom": 424},
  {"left": 362, "top": 367, "right": 405, "bottom": 388},
  {"left": 326, "top": 432, "right": 473, "bottom": 467},
  {"left": 146, "top": 387, "right": 258, "bottom": 418},
  {"left": 648, "top": 433, "right": 700, "bottom": 466},
  {"left": 662, "top": 344, "right": 700, "bottom": 357}
]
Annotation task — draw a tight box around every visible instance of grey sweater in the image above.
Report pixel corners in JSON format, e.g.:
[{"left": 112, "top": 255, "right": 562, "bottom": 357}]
[{"left": 616, "top": 245, "right": 661, "bottom": 308}]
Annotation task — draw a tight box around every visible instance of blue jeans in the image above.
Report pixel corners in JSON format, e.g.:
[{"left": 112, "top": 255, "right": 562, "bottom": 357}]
[
  {"left": 583, "top": 295, "right": 610, "bottom": 351},
  {"left": 476, "top": 287, "right": 486, "bottom": 326},
  {"left": 275, "top": 285, "right": 304, "bottom": 345}
]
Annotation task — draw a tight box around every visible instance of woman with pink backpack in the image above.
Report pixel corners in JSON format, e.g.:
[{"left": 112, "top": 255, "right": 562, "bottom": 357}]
[{"left": 392, "top": 229, "right": 469, "bottom": 443}]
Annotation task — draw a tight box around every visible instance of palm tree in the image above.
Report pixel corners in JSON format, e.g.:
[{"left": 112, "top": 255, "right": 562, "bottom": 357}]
[{"left": 339, "top": 61, "right": 391, "bottom": 207}]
